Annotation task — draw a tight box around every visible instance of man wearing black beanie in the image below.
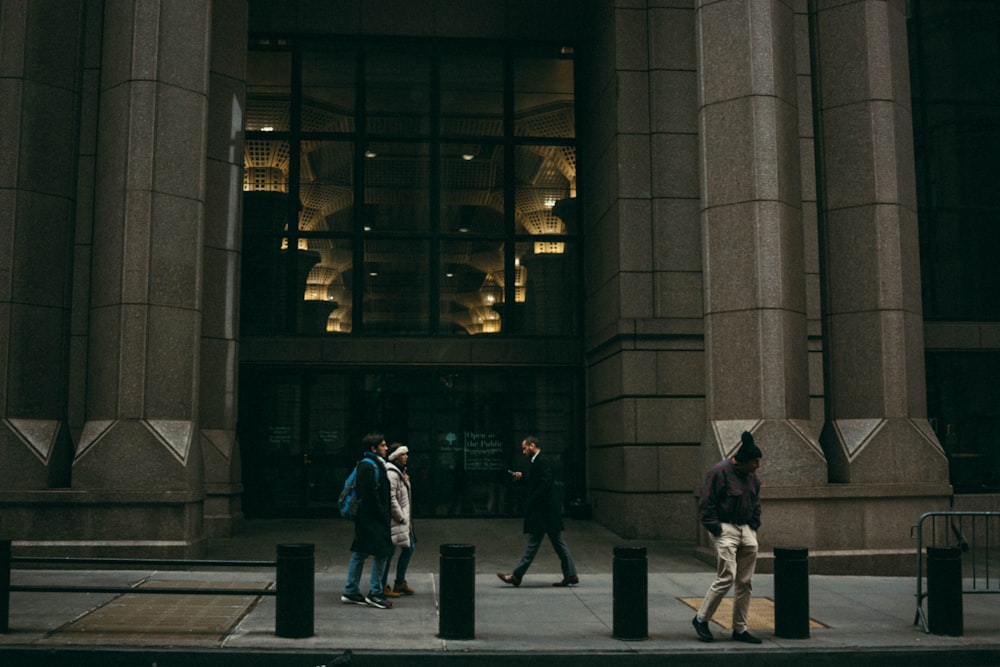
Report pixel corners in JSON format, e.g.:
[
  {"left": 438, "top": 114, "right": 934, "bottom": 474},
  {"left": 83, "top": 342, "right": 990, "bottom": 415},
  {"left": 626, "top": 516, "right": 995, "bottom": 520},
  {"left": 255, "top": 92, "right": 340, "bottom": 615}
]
[{"left": 691, "top": 431, "right": 764, "bottom": 644}]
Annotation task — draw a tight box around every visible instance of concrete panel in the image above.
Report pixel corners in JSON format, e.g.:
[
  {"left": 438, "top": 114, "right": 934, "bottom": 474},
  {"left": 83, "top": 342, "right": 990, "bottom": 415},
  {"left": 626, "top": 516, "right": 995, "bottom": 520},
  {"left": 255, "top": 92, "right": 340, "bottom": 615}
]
[
  {"left": 587, "top": 399, "right": 636, "bottom": 447},
  {"left": 618, "top": 272, "right": 654, "bottom": 319},
  {"left": 614, "top": 7, "right": 648, "bottom": 70},
  {"left": 85, "top": 306, "right": 122, "bottom": 416},
  {"left": 649, "top": 5, "right": 696, "bottom": 71},
  {"left": 652, "top": 197, "right": 702, "bottom": 272},
  {"left": 361, "top": 0, "right": 434, "bottom": 36},
  {"left": 637, "top": 397, "right": 704, "bottom": 443},
  {"left": 158, "top": 0, "right": 210, "bottom": 92},
  {"left": 654, "top": 270, "right": 703, "bottom": 319},
  {"left": 73, "top": 419, "right": 203, "bottom": 492},
  {"left": 697, "top": 0, "right": 751, "bottom": 104},
  {"left": 12, "top": 192, "right": 73, "bottom": 305},
  {"left": 153, "top": 86, "right": 208, "bottom": 199},
  {"left": 622, "top": 349, "right": 659, "bottom": 395},
  {"left": 148, "top": 194, "right": 202, "bottom": 308},
  {"left": 650, "top": 69, "right": 699, "bottom": 134},
  {"left": 617, "top": 198, "right": 653, "bottom": 271},
  {"left": 656, "top": 349, "right": 705, "bottom": 395},
  {"left": 8, "top": 303, "right": 69, "bottom": 413},
  {"left": 211, "top": 0, "right": 249, "bottom": 80},
  {"left": 617, "top": 70, "right": 650, "bottom": 134},
  {"left": 0, "top": 81, "right": 21, "bottom": 188},
  {"left": 206, "top": 77, "right": 245, "bottom": 164},
  {"left": 433, "top": 0, "right": 505, "bottom": 38},
  {"left": 20, "top": 81, "right": 78, "bottom": 195},
  {"left": 651, "top": 132, "right": 699, "bottom": 199},
  {"left": 617, "top": 134, "right": 652, "bottom": 198},
  {"left": 658, "top": 443, "right": 701, "bottom": 490}
]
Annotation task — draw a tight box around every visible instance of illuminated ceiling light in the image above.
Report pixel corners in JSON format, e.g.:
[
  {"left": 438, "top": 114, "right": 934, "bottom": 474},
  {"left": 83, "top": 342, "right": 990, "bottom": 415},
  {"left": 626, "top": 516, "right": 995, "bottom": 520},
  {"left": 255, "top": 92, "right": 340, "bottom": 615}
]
[
  {"left": 461, "top": 153, "right": 475, "bottom": 161},
  {"left": 364, "top": 149, "right": 377, "bottom": 158},
  {"left": 261, "top": 126, "right": 274, "bottom": 132},
  {"left": 544, "top": 197, "right": 557, "bottom": 208}
]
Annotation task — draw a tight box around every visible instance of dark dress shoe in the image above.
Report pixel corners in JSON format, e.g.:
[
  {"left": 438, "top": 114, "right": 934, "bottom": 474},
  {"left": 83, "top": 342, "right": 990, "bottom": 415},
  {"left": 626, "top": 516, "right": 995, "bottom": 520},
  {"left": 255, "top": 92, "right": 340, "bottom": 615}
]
[
  {"left": 732, "top": 630, "right": 762, "bottom": 644},
  {"left": 692, "top": 615, "right": 713, "bottom": 642},
  {"left": 552, "top": 575, "right": 579, "bottom": 587},
  {"left": 496, "top": 572, "right": 521, "bottom": 586}
]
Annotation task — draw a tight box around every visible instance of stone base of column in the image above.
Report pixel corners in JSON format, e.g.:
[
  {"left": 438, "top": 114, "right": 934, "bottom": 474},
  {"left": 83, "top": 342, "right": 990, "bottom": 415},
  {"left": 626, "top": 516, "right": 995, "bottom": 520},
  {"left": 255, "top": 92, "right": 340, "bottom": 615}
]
[
  {"left": 703, "top": 419, "right": 827, "bottom": 486},
  {"left": 0, "top": 489, "right": 206, "bottom": 558},
  {"left": 0, "top": 419, "right": 73, "bottom": 489},
  {"left": 201, "top": 429, "right": 244, "bottom": 537},
  {"left": 821, "top": 417, "right": 949, "bottom": 484},
  {"left": 73, "top": 419, "right": 203, "bottom": 491},
  {"left": 694, "top": 481, "right": 953, "bottom": 575}
]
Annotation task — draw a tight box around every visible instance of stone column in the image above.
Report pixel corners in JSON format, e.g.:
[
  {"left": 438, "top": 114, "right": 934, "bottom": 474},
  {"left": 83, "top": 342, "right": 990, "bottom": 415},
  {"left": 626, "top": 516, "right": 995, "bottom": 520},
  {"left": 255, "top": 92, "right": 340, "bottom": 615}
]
[
  {"left": 697, "top": 0, "right": 826, "bottom": 484},
  {"left": 73, "top": 1, "right": 212, "bottom": 555},
  {"left": 812, "top": 0, "right": 947, "bottom": 483},
  {"left": 0, "top": 0, "right": 84, "bottom": 489},
  {"left": 200, "top": 0, "right": 247, "bottom": 537}
]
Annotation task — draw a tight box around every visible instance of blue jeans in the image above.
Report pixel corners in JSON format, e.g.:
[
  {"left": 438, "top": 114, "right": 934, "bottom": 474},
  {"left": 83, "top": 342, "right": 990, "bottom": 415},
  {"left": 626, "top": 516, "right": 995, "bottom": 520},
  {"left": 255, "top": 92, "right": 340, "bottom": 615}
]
[
  {"left": 344, "top": 550, "right": 389, "bottom": 598},
  {"left": 382, "top": 533, "right": 416, "bottom": 587}
]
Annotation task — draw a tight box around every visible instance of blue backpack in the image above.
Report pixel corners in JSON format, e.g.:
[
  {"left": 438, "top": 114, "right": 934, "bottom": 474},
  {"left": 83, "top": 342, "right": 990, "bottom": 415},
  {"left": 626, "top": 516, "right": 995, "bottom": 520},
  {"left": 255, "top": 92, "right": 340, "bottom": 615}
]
[{"left": 338, "top": 458, "right": 379, "bottom": 520}]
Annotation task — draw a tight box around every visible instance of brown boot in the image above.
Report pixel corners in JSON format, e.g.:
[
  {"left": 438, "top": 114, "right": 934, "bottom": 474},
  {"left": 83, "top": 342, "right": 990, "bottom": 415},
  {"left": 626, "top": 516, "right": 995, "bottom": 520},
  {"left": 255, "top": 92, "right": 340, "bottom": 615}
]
[
  {"left": 382, "top": 585, "right": 400, "bottom": 598},
  {"left": 393, "top": 580, "right": 415, "bottom": 595}
]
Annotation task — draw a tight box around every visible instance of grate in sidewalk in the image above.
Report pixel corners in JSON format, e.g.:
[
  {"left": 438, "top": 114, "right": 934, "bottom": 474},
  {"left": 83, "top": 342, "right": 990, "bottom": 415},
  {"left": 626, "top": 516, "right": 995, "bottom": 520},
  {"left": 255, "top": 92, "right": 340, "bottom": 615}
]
[
  {"left": 677, "top": 597, "right": 827, "bottom": 631},
  {"left": 42, "top": 580, "right": 271, "bottom": 645}
]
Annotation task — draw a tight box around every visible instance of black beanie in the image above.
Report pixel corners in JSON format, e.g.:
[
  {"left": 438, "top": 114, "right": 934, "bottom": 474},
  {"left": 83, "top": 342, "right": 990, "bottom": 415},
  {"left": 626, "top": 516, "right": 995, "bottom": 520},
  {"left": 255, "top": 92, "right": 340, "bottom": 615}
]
[{"left": 734, "top": 431, "right": 762, "bottom": 462}]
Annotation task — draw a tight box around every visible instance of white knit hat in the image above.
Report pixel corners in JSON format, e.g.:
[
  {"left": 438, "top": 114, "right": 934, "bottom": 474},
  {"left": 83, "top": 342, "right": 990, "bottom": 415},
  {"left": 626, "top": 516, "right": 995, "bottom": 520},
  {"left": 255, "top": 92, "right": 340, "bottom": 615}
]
[{"left": 388, "top": 445, "right": 409, "bottom": 462}]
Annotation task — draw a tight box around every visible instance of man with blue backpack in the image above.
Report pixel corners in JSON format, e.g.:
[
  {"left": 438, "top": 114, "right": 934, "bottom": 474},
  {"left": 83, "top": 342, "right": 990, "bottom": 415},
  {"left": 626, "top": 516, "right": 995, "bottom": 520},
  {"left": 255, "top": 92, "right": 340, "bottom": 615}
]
[{"left": 340, "top": 432, "right": 395, "bottom": 609}]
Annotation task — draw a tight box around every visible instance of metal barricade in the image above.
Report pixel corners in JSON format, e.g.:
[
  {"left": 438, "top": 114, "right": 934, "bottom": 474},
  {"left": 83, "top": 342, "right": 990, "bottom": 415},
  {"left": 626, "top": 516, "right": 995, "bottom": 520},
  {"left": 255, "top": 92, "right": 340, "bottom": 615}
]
[
  {"left": 2, "top": 540, "right": 314, "bottom": 637},
  {"left": 912, "top": 511, "right": 1000, "bottom": 633}
]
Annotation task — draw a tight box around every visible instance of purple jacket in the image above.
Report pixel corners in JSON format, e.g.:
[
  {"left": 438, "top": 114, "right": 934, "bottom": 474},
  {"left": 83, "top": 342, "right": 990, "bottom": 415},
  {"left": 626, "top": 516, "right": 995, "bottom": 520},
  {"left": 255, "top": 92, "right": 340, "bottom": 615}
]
[{"left": 697, "top": 458, "right": 761, "bottom": 537}]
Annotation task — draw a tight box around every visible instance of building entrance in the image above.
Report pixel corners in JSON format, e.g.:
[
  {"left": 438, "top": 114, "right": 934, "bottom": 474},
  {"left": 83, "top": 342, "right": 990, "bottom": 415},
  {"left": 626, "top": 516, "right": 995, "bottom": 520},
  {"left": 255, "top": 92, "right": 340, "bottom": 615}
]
[{"left": 238, "top": 367, "right": 582, "bottom": 519}]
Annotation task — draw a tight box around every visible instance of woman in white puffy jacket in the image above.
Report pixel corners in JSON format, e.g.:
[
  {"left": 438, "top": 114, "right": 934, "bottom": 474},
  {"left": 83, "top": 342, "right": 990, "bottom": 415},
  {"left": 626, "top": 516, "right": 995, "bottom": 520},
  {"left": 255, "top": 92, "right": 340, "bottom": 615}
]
[{"left": 381, "top": 443, "right": 416, "bottom": 597}]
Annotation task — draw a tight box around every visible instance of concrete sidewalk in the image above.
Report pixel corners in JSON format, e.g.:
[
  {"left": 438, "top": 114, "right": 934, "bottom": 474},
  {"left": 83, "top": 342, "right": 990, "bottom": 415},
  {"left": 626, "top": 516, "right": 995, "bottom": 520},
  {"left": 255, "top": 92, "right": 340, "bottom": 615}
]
[{"left": 3, "top": 519, "right": 999, "bottom": 666}]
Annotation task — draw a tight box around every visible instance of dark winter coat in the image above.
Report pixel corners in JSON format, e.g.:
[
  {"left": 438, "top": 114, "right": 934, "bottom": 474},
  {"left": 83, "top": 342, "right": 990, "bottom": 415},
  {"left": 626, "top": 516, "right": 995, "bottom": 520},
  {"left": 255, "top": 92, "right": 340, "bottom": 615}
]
[
  {"left": 521, "top": 451, "right": 564, "bottom": 535},
  {"left": 350, "top": 452, "right": 392, "bottom": 558}
]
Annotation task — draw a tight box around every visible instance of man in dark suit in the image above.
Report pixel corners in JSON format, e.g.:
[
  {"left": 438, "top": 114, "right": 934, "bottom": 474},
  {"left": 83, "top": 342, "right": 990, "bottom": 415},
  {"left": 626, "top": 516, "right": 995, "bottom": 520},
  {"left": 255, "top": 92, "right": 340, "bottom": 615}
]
[{"left": 497, "top": 435, "right": 579, "bottom": 587}]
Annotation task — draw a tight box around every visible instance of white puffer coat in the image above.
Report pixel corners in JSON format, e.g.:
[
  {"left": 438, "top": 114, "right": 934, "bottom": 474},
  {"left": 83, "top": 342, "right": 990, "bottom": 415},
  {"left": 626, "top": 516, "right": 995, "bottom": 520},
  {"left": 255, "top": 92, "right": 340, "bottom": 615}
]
[{"left": 386, "top": 460, "right": 412, "bottom": 548}]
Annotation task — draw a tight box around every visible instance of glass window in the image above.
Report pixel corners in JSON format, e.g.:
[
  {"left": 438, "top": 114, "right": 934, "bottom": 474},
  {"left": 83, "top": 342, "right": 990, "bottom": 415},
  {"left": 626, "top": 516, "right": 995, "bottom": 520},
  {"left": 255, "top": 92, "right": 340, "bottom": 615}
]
[
  {"left": 246, "top": 50, "right": 291, "bottom": 131},
  {"left": 242, "top": 41, "right": 578, "bottom": 337},
  {"left": 302, "top": 50, "right": 356, "bottom": 133},
  {"left": 299, "top": 141, "right": 354, "bottom": 232},
  {"left": 512, "top": 240, "right": 579, "bottom": 336},
  {"left": 239, "top": 367, "right": 581, "bottom": 518},
  {"left": 441, "top": 54, "right": 504, "bottom": 137},
  {"left": 366, "top": 50, "right": 431, "bottom": 136},
  {"left": 514, "top": 53, "right": 575, "bottom": 138},
  {"left": 926, "top": 352, "right": 1000, "bottom": 493},
  {"left": 363, "top": 141, "right": 430, "bottom": 232},
  {"left": 363, "top": 239, "right": 430, "bottom": 334},
  {"left": 441, "top": 142, "right": 504, "bottom": 234},
  {"left": 440, "top": 239, "right": 505, "bottom": 334},
  {"left": 299, "top": 238, "right": 353, "bottom": 334},
  {"left": 910, "top": 0, "right": 1000, "bottom": 320}
]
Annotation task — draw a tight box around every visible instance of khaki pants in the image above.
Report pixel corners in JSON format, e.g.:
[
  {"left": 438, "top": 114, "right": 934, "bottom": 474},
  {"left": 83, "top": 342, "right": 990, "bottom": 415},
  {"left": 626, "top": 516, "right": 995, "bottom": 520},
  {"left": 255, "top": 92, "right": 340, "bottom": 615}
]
[{"left": 697, "top": 523, "right": 758, "bottom": 633}]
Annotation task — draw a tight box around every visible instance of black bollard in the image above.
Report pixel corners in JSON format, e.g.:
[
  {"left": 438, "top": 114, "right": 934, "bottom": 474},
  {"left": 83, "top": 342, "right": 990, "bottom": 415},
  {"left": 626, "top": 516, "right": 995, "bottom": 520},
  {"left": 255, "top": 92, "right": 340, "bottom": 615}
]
[
  {"left": 926, "top": 546, "right": 963, "bottom": 636},
  {"left": 439, "top": 543, "right": 475, "bottom": 639},
  {"left": 612, "top": 546, "right": 648, "bottom": 640},
  {"left": 773, "top": 546, "right": 809, "bottom": 639},
  {"left": 275, "top": 543, "right": 314, "bottom": 638}
]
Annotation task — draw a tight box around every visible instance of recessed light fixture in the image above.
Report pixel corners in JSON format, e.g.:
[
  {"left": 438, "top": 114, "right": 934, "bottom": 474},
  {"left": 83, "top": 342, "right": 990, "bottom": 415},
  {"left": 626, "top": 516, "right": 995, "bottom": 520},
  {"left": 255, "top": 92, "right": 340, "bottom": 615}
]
[
  {"left": 461, "top": 153, "right": 475, "bottom": 161},
  {"left": 364, "top": 149, "right": 377, "bottom": 158}
]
